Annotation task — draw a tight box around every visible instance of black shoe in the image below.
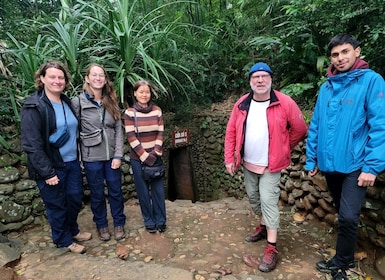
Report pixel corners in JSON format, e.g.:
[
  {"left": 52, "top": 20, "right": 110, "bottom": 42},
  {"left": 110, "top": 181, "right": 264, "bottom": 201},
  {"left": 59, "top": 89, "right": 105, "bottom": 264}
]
[
  {"left": 145, "top": 226, "right": 157, "bottom": 234},
  {"left": 316, "top": 259, "right": 355, "bottom": 273},
  {"left": 157, "top": 224, "right": 167, "bottom": 232},
  {"left": 332, "top": 269, "right": 348, "bottom": 280}
]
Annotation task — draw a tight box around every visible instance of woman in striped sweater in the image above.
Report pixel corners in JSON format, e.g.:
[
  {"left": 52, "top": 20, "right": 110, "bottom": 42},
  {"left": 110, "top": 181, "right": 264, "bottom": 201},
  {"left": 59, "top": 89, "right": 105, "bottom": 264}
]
[{"left": 124, "top": 80, "right": 166, "bottom": 233}]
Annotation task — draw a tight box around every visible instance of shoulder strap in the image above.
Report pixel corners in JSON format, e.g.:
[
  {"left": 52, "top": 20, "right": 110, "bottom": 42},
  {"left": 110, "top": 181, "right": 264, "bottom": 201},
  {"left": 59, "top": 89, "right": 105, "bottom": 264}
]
[
  {"left": 133, "top": 108, "right": 139, "bottom": 135},
  {"left": 61, "top": 102, "right": 68, "bottom": 126},
  {"left": 76, "top": 95, "right": 83, "bottom": 162},
  {"left": 101, "top": 108, "right": 106, "bottom": 128},
  {"left": 78, "top": 96, "right": 82, "bottom": 132}
]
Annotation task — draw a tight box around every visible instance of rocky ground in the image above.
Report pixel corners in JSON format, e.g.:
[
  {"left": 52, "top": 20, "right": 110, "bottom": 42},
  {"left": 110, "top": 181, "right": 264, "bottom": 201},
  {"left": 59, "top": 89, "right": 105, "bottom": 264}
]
[{"left": 4, "top": 197, "right": 385, "bottom": 280}]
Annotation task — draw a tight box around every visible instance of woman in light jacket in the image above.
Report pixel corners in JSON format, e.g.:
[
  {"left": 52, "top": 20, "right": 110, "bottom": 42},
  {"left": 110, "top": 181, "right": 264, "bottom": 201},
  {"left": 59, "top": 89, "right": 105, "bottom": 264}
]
[{"left": 72, "top": 64, "right": 126, "bottom": 241}]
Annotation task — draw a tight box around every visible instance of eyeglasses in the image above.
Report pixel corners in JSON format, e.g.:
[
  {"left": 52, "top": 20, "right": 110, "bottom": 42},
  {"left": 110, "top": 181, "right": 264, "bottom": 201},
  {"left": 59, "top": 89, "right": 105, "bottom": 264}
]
[
  {"left": 250, "top": 74, "right": 271, "bottom": 80},
  {"left": 89, "top": 73, "right": 106, "bottom": 78}
]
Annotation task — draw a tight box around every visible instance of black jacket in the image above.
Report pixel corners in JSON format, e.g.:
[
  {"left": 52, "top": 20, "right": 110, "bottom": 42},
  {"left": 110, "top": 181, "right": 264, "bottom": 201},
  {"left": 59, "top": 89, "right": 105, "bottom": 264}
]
[{"left": 21, "top": 90, "right": 75, "bottom": 180}]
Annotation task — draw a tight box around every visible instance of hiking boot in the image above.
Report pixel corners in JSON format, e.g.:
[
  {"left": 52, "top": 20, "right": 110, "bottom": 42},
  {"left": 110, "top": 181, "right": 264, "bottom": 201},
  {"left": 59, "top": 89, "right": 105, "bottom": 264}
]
[
  {"left": 316, "top": 258, "right": 355, "bottom": 273},
  {"left": 245, "top": 225, "right": 267, "bottom": 242},
  {"left": 68, "top": 242, "right": 86, "bottom": 254},
  {"left": 114, "top": 226, "right": 126, "bottom": 241},
  {"left": 73, "top": 231, "right": 92, "bottom": 242},
  {"left": 98, "top": 227, "right": 111, "bottom": 241},
  {"left": 332, "top": 269, "right": 348, "bottom": 280},
  {"left": 258, "top": 244, "right": 278, "bottom": 272}
]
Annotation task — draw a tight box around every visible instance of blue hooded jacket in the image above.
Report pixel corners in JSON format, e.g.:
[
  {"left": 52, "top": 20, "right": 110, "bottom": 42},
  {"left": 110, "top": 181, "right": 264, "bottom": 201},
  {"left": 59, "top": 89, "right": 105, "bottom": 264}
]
[{"left": 306, "top": 66, "right": 385, "bottom": 175}]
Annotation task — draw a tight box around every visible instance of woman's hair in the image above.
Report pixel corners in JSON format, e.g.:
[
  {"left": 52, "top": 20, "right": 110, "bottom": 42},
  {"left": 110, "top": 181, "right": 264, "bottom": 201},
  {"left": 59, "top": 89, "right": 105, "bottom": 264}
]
[
  {"left": 34, "top": 60, "right": 71, "bottom": 91},
  {"left": 133, "top": 80, "right": 155, "bottom": 98},
  {"left": 83, "top": 63, "right": 120, "bottom": 120},
  {"left": 327, "top": 34, "right": 360, "bottom": 56}
]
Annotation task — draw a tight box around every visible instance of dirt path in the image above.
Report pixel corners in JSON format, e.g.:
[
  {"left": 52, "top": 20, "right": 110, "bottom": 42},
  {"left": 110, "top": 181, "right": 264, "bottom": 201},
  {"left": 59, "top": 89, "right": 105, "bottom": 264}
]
[{"left": 8, "top": 197, "right": 383, "bottom": 280}]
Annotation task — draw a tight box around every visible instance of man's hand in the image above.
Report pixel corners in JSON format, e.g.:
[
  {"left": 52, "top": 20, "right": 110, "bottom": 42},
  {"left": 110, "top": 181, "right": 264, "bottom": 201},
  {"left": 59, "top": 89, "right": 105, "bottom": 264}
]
[
  {"left": 308, "top": 167, "right": 318, "bottom": 177},
  {"left": 225, "top": 163, "right": 235, "bottom": 176},
  {"left": 358, "top": 172, "right": 376, "bottom": 187}
]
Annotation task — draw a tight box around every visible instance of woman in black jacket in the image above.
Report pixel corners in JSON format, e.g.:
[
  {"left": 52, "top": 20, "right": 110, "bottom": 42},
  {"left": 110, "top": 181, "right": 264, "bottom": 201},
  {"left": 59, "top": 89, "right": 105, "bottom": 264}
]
[{"left": 21, "top": 60, "right": 91, "bottom": 253}]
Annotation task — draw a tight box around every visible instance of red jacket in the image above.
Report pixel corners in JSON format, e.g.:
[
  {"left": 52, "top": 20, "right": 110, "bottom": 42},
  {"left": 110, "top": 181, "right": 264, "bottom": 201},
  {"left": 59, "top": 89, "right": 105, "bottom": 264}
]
[{"left": 224, "top": 90, "right": 307, "bottom": 173}]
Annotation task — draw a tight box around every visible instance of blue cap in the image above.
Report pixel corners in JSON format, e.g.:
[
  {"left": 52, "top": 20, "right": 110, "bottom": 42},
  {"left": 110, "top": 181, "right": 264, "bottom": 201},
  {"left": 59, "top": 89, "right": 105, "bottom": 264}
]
[{"left": 249, "top": 62, "right": 273, "bottom": 78}]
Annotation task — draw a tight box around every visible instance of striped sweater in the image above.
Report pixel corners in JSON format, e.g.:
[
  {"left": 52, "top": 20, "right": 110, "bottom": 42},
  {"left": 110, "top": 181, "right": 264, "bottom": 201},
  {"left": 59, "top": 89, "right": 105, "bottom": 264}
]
[{"left": 124, "top": 103, "right": 164, "bottom": 163}]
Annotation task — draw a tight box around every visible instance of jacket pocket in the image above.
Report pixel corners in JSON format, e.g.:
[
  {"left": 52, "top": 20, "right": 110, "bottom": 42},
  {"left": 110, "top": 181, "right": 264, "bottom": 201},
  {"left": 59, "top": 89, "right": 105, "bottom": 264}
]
[{"left": 80, "top": 129, "right": 103, "bottom": 147}]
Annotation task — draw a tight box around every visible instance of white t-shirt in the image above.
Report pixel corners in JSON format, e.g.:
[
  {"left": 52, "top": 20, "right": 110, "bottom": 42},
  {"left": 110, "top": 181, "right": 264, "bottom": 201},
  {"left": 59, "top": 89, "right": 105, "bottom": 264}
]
[{"left": 243, "top": 99, "right": 269, "bottom": 167}]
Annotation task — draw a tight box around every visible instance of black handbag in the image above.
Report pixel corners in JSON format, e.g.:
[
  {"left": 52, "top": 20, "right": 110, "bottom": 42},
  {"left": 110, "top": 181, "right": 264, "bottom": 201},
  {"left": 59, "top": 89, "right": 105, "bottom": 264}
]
[{"left": 142, "top": 157, "right": 165, "bottom": 181}]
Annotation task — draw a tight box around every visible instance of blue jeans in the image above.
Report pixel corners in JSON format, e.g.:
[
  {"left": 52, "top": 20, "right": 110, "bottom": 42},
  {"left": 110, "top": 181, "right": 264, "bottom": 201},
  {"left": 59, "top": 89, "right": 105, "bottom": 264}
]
[
  {"left": 83, "top": 160, "right": 126, "bottom": 229},
  {"left": 36, "top": 160, "right": 83, "bottom": 247},
  {"left": 131, "top": 159, "right": 166, "bottom": 228},
  {"left": 324, "top": 170, "right": 367, "bottom": 270}
]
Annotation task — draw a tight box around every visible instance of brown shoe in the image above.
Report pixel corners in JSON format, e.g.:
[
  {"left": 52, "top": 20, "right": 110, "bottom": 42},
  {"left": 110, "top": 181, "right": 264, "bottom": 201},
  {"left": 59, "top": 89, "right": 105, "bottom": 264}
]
[
  {"left": 258, "top": 244, "right": 278, "bottom": 272},
  {"left": 243, "top": 254, "right": 260, "bottom": 268},
  {"left": 68, "top": 242, "right": 86, "bottom": 254},
  {"left": 73, "top": 231, "right": 92, "bottom": 242},
  {"left": 245, "top": 225, "right": 267, "bottom": 242},
  {"left": 114, "top": 226, "right": 126, "bottom": 241},
  {"left": 98, "top": 227, "right": 111, "bottom": 241}
]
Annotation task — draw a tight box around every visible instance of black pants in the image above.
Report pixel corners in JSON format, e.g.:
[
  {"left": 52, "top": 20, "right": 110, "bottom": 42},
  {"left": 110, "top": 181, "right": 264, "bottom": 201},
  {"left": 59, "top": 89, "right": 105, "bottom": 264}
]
[{"left": 324, "top": 170, "right": 367, "bottom": 270}]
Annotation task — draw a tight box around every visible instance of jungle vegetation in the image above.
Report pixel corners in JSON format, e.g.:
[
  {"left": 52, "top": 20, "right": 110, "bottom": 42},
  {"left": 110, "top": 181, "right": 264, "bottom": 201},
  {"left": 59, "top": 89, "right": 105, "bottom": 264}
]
[{"left": 1, "top": 0, "right": 385, "bottom": 148}]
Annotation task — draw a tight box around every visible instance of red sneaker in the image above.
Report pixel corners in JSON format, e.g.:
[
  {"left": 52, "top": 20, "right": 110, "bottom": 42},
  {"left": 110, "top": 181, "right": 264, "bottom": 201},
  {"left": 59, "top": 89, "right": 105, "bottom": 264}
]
[
  {"left": 245, "top": 225, "right": 267, "bottom": 242},
  {"left": 258, "top": 244, "right": 278, "bottom": 272}
]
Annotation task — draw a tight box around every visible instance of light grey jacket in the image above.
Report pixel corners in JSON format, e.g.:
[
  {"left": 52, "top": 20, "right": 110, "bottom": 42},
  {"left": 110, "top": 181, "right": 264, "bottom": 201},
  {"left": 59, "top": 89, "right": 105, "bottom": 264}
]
[{"left": 71, "top": 92, "right": 124, "bottom": 162}]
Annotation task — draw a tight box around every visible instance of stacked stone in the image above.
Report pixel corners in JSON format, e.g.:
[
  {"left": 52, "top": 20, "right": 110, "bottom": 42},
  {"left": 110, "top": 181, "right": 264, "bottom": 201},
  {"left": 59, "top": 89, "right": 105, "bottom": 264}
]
[
  {"left": 278, "top": 140, "right": 385, "bottom": 249},
  {"left": 0, "top": 135, "right": 140, "bottom": 232},
  {"left": 2, "top": 112, "right": 385, "bottom": 250},
  {"left": 279, "top": 141, "right": 337, "bottom": 225}
]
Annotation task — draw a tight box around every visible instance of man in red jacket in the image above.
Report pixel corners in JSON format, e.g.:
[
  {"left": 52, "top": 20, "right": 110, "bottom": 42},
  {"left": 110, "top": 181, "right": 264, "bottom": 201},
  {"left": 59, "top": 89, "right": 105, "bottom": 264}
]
[{"left": 224, "top": 62, "right": 307, "bottom": 272}]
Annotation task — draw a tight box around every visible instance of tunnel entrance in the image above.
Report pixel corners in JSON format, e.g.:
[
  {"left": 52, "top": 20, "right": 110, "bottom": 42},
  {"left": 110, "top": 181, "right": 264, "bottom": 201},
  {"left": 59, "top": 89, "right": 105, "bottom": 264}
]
[{"left": 167, "top": 146, "right": 196, "bottom": 202}]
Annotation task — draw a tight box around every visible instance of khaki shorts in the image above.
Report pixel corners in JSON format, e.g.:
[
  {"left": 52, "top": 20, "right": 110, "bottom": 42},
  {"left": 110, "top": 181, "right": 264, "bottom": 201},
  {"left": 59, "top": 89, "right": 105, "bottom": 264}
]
[{"left": 243, "top": 168, "right": 281, "bottom": 229}]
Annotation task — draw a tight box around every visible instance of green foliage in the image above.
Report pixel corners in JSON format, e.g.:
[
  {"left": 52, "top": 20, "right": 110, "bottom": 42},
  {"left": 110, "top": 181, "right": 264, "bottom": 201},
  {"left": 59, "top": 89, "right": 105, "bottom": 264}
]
[
  {"left": 1, "top": 0, "right": 385, "bottom": 143},
  {"left": 0, "top": 135, "right": 10, "bottom": 150},
  {"left": 0, "top": 33, "right": 58, "bottom": 141},
  {"left": 0, "top": 0, "right": 61, "bottom": 46},
  {"left": 74, "top": 0, "right": 198, "bottom": 106},
  {"left": 5, "top": 33, "right": 53, "bottom": 95},
  {"left": 280, "top": 82, "right": 314, "bottom": 108},
  {"left": 200, "top": 119, "right": 209, "bottom": 130},
  {"left": 41, "top": 1, "right": 90, "bottom": 89},
  {"left": 245, "top": 0, "right": 385, "bottom": 111}
]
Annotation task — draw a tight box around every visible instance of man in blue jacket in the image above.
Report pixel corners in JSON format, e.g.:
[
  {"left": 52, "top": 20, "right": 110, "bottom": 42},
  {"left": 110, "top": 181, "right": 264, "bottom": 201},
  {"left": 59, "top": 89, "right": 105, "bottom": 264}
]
[{"left": 306, "top": 34, "right": 385, "bottom": 280}]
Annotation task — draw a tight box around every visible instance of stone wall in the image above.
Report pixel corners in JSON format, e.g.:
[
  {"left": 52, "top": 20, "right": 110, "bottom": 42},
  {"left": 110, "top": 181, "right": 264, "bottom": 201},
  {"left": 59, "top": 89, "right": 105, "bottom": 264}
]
[{"left": 1, "top": 111, "right": 385, "bottom": 249}]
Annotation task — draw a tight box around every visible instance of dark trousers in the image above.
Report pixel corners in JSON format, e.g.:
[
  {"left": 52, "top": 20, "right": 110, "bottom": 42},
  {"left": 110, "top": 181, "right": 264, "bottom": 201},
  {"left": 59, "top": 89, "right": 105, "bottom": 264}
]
[
  {"left": 131, "top": 159, "right": 166, "bottom": 228},
  {"left": 36, "top": 160, "right": 83, "bottom": 247},
  {"left": 324, "top": 170, "right": 367, "bottom": 270},
  {"left": 84, "top": 160, "right": 126, "bottom": 229}
]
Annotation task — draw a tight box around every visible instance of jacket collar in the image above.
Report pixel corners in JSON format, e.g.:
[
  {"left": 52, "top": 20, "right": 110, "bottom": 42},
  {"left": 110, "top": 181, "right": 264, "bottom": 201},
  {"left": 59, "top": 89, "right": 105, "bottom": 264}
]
[{"left": 239, "top": 88, "right": 277, "bottom": 111}]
